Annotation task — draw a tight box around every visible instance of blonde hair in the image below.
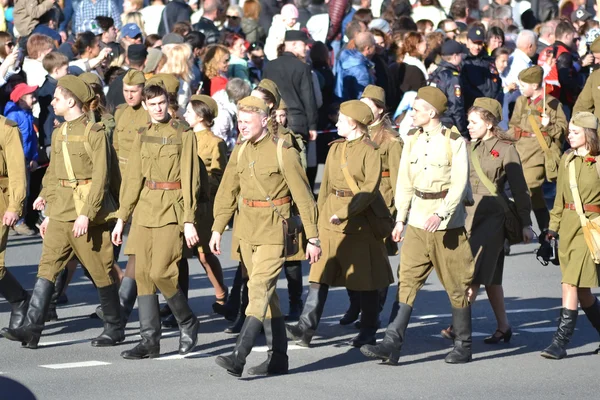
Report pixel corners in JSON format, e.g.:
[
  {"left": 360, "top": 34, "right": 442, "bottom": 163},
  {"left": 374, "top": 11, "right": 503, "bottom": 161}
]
[
  {"left": 203, "top": 45, "right": 230, "bottom": 80},
  {"left": 160, "top": 43, "right": 193, "bottom": 82},
  {"left": 122, "top": 12, "right": 146, "bottom": 36}
]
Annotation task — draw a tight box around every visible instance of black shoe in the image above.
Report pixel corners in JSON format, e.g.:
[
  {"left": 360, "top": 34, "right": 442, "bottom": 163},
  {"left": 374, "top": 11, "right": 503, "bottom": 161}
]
[
  {"left": 440, "top": 325, "right": 455, "bottom": 340},
  {"left": 1, "top": 278, "right": 54, "bottom": 349},
  {"left": 91, "top": 283, "right": 125, "bottom": 347},
  {"left": 361, "top": 303, "right": 412, "bottom": 365},
  {"left": 541, "top": 308, "right": 578, "bottom": 360},
  {"left": 0, "top": 270, "right": 30, "bottom": 329},
  {"left": 212, "top": 288, "right": 229, "bottom": 315},
  {"left": 445, "top": 306, "right": 473, "bottom": 364},
  {"left": 224, "top": 278, "right": 248, "bottom": 334},
  {"left": 248, "top": 317, "right": 289, "bottom": 376},
  {"left": 339, "top": 289, "right": 360, "bottom": 325},
  {"left": 215, "top": 316, "right": 263, "bottom": 377},
  {"left": 285, "top": 284, "right": 328, "bottom": 347},
  {"left": 349, "top": 291, "right": 379, "bottom": 347},
  {"left": 166, "top": 290, "right": 199, "bottom": 354},
  {"left": 121, "top": 295, "right": 161, "bottom": 360},
  {"left": 483, "top": 328, "right": 512, "bottom": 344}
]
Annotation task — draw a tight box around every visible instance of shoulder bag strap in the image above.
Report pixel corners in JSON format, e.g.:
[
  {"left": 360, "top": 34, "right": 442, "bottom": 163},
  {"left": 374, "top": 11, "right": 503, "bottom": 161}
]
[
  {"left": 340, "top": 141, "right": 361, "bottom": 195},
  {"left": 60, "top": 124, "right": 78, "bottom": 189},
  {"left": 527, "top": 114, "right": 550, "bottom": 151},
  {"left": 470, "top": 144, "right": 509, "bottom": 213},
  {"left": 236, "top": 140, "right": 249, "bottom": 164},
  {"left": 568, "top": 159, "right": 589, "bottom": 227},
  {"left": 444, "top": 127, "right": 453, "bottom": 166}
]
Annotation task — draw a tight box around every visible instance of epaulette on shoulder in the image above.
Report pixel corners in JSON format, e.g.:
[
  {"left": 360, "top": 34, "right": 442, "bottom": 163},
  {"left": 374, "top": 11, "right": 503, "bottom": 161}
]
[
  {"left": 116, "top": 104, "right": 127, "bottom": 111},
  {"left": 328, "top": 138, "right": 345, "bottom": 146},
  {"left": 90, "top": 122, "right": 104, "bottom": 132},
  {"left": 565, "top": 148, "right": 574, "bottom": 156},
  {"left": 273, "top": 135, "right": 293, "bottom": 149},
  {"left": 407, "top": 128, "right": 420, "bottom": 136},
  {"left": 171, "top": 119, "right": 189, "bottom": 131},
  {"left": 447, "top": 126, "right": 462, "bottom": 140},
  {"left": 235, "top": 137, "right": 244, "bottom": 145},
  {"left": 547, "top": 98, "right": 560, "bottom": 111},
  {"left": 138, "top": 124, "right": 149, "bottom": 134},
  {"left": 4, "top": 118, "right": 17, "bottom": 128},
  {"left": 362, "top": 136, "right": 379, "bottom": 149}
]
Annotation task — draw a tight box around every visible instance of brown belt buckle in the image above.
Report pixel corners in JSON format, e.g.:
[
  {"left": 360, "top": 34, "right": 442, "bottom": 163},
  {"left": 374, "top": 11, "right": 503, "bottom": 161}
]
[
  {"left": 147, "top": 181, "right": 157, "bottom": 190},
  {"left": 335, "top": 190, "right": 343, "bottom": 197}
]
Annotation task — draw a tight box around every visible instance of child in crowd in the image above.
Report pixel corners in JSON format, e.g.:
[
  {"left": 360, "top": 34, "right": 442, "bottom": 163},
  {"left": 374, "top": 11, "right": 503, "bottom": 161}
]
[
  {"left": 38, "top": 51, "right": 69, "bottom": 151},
  {"left": 264, "top": 4, "right": 300, "bottom": 61}
]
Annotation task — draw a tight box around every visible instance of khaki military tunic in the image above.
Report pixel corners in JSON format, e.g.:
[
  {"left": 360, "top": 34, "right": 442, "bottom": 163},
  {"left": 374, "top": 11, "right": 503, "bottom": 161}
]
[
  {"left": 549, "top": 151, "right": 600, "bottom": 287},
  {"left": 308, "top": 135, "right": 394, "bottom": 290},
  {"left": 0, "top": 117, "right": 27, "bottom": 279},
  {"left": 37, "top": 114, "right": 116, "bottom": 287},
  {"left": 212, "top": 131, "right": 317, "bottom": 319},
  {"left": 466, "top": 137, "right": 532, "bottom": 286},
  {"left": 507, "top": 94, "right": 567, "bottom": 209},
  {"left": 117, "top": 117, "right": 200, "bottom": 297},
  {"left": 395, "top": 124, "right": 474, "bottom": 308},
  {"left": 573, "top": 69, "right": 600, "bottom": 120}
]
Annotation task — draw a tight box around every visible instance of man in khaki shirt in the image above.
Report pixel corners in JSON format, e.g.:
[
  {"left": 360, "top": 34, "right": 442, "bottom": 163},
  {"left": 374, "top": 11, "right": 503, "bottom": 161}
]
[
  {"left": 0, "top": 115, "right": 29, "bottom": 333},
  {"left": 210, "top": 96, "right": 321, "bottom": 378},
  {"left": 361, "top": 86, "right": 475, "bottom": 365}
]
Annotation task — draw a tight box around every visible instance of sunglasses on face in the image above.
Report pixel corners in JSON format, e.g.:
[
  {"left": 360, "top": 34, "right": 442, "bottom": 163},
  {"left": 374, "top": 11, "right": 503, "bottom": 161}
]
[
  {"left": 445, "top": 29, "right": 459, "bottom": 34},
  {"left": 227, "top": 15, "right": 240, "bottom": 20},
  {"left": 5, "top": 42, "right": 14, "bottom": 48}
]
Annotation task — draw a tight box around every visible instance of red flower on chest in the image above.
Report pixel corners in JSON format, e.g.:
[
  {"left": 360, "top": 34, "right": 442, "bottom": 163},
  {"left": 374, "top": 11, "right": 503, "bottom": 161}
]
[
  {"left": 585, "top": 157, "right": 597, "bottom": 166},
  {"left": 490, "top": 150, "right": 500, "bottom": 158}
]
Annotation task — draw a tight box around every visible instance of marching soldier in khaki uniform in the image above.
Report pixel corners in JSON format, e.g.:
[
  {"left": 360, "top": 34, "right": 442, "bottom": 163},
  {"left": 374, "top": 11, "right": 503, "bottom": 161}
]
[
  {"left": 361, "top": 86, "right": 475, "bottom": 365},
  {"left": 182, "top": 94, "right": 229, "bottom": 310},
  {"left": 543, "top": 112, "right": 600, "bottom": 359},
  {"left": 146, "top": 73, "right": 182, "bottom": 119},
  {"left": 573, "top": 37, "right": 600, "bottom": 120},
  {"left": 0, "top": 115, "right": 29, "bottom": 333},
  {"left": 251, "top": 79, "right": 308, "bottom": 321},
  {"left": 1, "top": 76, "right": 124, "bottom": 349},
  {"left": 507, "top": 66, "right": 568, "bottom": 232},
  {"left": 338, "top": 85, "right": 404, "bottom": 327},
  {"left": 286, "top": 100, "right": 394, "bottom": 348},
  {"left": 112, "top": 83, "right": 200, "bottom": 359},
  {"left": 210, "top": 97, "right": 320, "bottom": 377}
]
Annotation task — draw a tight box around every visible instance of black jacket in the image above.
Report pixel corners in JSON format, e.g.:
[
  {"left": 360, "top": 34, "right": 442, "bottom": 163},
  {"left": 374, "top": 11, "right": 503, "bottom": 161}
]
[
  {"left": 37, "top": 76, "right": 62, "bottom": 148},
  {"left": 428, "top": 60, "right": 467, "bottom": 137},
  {"left": 158, "top": 0, "right": 193, "bottom": 36},
  {"left": 259, "top": 0, "right": 282, "bottom": 37},
  {"left": 460, "top": 50, "right": 502, "bottom": 111},
  {"left": 263, "top": 52, "right": 318, "bottom": 136},
  {"left": 193, "top": 17, "right": 221, "bottom": 45}
]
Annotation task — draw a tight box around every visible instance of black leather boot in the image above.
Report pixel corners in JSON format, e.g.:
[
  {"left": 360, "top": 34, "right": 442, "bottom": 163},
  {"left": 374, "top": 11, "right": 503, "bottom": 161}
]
[
  {"left": 388, "top": 300, "right": 399, "bottom": 324},
  {"left": 166, "top": 290, "right": 199, "bottom": 354},
  {"left": 214, "top": 263, "right": 243, "bottom": 321},
  {"left": 350, "top": 291, "right": 379, "bottom": 347},
  {"left": 285, "top": 283, "right": 328, "bottom": 347},
  {"left": 0, "top": 270, "right": 30, "bottom": 329},
  {"left": 215, "top": 316, "right": 263, "bottom": 377},
  {"left": 47, "top": 268, "right": 67, "bottom": 322},
  {"left": 340, "top": 289, "right": 360, "bottom": 325},
  {"left": 355, "top": 286, "right": 387, "bottom": 329},
  {"left": 541, "top": 308, "right": 578, "bottom": 360},
  {"left": 91, "top": 283, "right": 125, "bottom": 347},
  {"left": 582, "top": 297, "right": 600, "bottom": 354},
  {"left": 361, "top": 302, "right": 412, "bottom": 365},
  {"left": 224, "top": 278, "right": 248, "bottom": 334},
  {"left": 248, "top": 317, "right": 289, "bottom": 376},
  {"left": 445, "top": 306, "right": 472, "bottom": 364},
  {"left": 121, "top": 295, "right": 161, "bottom": 359},
  {"left": 1, "top": 277, "right": 54, "bottom": 349},
  {"left": 94, "top": 277, "right": 138, "bottom": 324},
  {"left": 284, "top": 261, "right": 303, "bottom": 322}
]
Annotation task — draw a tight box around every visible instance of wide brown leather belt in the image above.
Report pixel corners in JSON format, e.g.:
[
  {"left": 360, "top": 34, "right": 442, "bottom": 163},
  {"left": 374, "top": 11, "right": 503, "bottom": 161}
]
[
  {"left": 381, "top": 171, "right": 390, "bottom": 177},
  {"left": 145, "top": 180, "right": 182, "bottom": 190},
  {"left": 331, "top": 188, "right": 354, "bottom": 197},
  {"left": 242, "top": 196, "right": 291, "bottom": 207},
  {"left": 414, "top": 189, "right": 448, "bottom": 200},
  {"left": 59, "top": 179, "right": 92, "bottom": 187},
  {"left": 564, "top": 203, "right": 600, "bottom": 213}
]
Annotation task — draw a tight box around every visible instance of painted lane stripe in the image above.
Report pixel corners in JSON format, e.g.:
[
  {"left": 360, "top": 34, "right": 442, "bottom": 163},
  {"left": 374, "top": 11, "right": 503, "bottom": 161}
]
[
  {"left": 40, "top": 361, "right": 111, "bottom": 369},
  {"left": 253, "top": 344, "right": 307, "bottom": 352},
  {"left": 38, "top": 339, "right": 91, "bottom": 347},
  {"left": 520, "top": 327, "right": 570, "bottom": 333},
  {"left": 156, "top": 351, "right": 212, "bottom": 360}
]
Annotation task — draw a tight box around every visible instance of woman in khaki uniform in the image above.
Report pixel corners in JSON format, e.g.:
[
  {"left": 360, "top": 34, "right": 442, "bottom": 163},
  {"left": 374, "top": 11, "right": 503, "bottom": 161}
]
[
  {"left": 286, "top": 100, "right": 394, "bottom": 348},
  {"left": 462, "top": 98, "right": 534, "bottom": 343},
  {"left": 542, "top": 112, "right": 600, "bottom": 359},
  {"left": 339, "top": 85, "right": 403, "bottom": 327},
  {"left": 183, "top": 94, "right": 229, "bottom": 308}
]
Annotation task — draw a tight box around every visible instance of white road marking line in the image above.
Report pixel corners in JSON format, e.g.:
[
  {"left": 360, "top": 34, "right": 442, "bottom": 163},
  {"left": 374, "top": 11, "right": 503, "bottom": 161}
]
[
  {"left": 253, "top": 344, "right": 307, "bottom": 352},
  {"left": 38, "top": 339, "right": 91, "bottom": 347},
  {"left": 520, "top": 327, "right": 569, "bottom": 333},
  {"left": 506, "top": 308, "right": 557, "bottom": 314},
  {"left": 133, "top": 331, "right": 179, "bottom": 340},
  {"left": 156, "top": 351, "right": 212, "bottom": 360},
  {"left": 415, "top": 314, "right": 452, "bottom": 320},
  {"left": 40, "top": 361, "right": 111, "bottom": 369},
  {"left": 431, "top": 331, "right": 489, "bottom": 338}
]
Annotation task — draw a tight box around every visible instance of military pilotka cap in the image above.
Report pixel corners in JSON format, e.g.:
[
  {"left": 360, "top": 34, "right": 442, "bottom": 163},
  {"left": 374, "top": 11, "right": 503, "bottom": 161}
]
[
  {"left": 340, "top": 100, "right": 374, "bottom": 125},
  {"left": 278, "top": 97, "right": 287, "bottom": 110},
  {"left": 572, "top": 111, "right": 598, "bottom": 129},
  {"left": 518, "top": 65, "right": 543, "bottom": 84},
  {"left": 361, "top": 84, "right": 386, "bottom": 108},
  {"left": 79, "top": 72, "right": 102, "bottom": 87},
  {"left": 473, "top": 98, "right": 502, "bottom": 121},
  {"left": 591, "top": 37, "right": 600, "bottom": 53},
  {"left": 441, "top": 40, "right": 464, "bottom": 55},
  {"left": 58, "top": 75, "right": 95, "bottom": 103},
  {"left": 257, "top": 79, "right": 281, "bottom": 108},
  {"left": 123, "top": 69, "right": 146, "bottom": 85},
  {"left": 238, "top": 96, "right": 270, "bottom": 114},
  {"left": 146, "top": 73, "right": 180, "bottom": 95},
  {"left": 190, "top": 94, "right": 219, "bottom": 117},
  {"left": 417, "top": 86, "right": 447, "bottom": 114}
]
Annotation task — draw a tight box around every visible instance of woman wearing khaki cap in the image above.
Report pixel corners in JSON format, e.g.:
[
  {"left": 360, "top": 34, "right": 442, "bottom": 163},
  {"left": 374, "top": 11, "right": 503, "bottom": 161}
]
[
  {"left": 542, "top": 111, "right": 600, "bottom": 359},
  {"left": 286, "top": 100, "right": 394, "bottom": 348}
]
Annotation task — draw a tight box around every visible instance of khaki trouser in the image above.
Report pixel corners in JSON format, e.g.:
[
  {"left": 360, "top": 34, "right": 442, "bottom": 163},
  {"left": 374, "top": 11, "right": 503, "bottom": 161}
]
[
  {"left": 37, "top": 220, "right": 114, "bottom": 288},
  {"left": 239, "top": 240, "right": 286, "bottom": 320},
  {"left": 0, "top": 223, "right": 8, "bottom": 280},
  {"left": 135, "top": 224, "right": 182, "bottom": 297},
  {"left": 398, "top": 225, "right": 474, "bottom": 308}
]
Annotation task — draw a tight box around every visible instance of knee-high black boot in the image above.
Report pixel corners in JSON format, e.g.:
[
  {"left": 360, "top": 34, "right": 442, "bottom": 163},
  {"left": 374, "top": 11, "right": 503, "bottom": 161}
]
[
  {"left": 121, "top": 295, "right": 161, "bottom": 359},
  {"left": 284, "top": 261, "right": 303, "bottom": 321},
  {"left": 349, "top": 290, "right": 380, "bottom": 347},
  {"left": 340, "top": 289, "right": 360, "bottom": 325},
  {"left": 91, "top": 283, "right": 125, "bottom": 347},
  {"left": 215, "top": 316, "right": 264, "bottom": 377},
  {"left": 361, "top": 302, "right": 412, "bottom": 365},
  {"left": 285, "top": 283, "right": 328, "bottom": 347},
  {"left": 166, "top": 289, "right": 199, "bottom": 354},
  {"left": 355, "top": 286, "right": 388, "bottom": 329},
  {"left": 445, "top": 306, "right": 472, "bottom": 364},
  {"left": 0, "top": 270, "right": 29, "bottom": 329},
  {"left": 247, "top": 317, "right": 289, "bottom": 376},
  {"left": 1, "top": 278, "right": 54, "bottom": 349},
  {"left": 163, "top": 258, "right": 189, "bottom": 328},
  {"left": 214, "top": 263, "right": 243, "bottom": 321},
  {"left": 224, "top": 277, "right": 248, "bottom": 334},
  {"left": 541, "top": 308, "right": 578, "bottom": 360},
  {"left": 47, "top": 268, "right": 68, "bottom": 322},
  {"left": 582, "top": 297, "right": 600, "bottom": 354}
]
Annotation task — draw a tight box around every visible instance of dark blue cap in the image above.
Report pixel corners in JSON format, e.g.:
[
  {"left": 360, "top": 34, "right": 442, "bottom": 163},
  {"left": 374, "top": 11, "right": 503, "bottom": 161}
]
[{"left": 441, "top": 40, "right": 464, "bottom": 55}]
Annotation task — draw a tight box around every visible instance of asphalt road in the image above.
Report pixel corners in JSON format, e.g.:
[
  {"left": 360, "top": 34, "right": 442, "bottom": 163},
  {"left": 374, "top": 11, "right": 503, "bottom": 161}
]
[{"left": 1, "top": 221, "right": 599, "bottom": 400}]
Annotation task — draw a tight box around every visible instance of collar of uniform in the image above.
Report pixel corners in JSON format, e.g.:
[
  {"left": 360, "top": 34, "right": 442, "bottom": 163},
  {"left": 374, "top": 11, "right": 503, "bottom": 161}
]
[
  {"left": 149, "top": 114, "right": 171, "bottom": 129},
  {"left": 66, "top": 113, "right": 88, "bottom": 129},
  {"left": 527, "top": 93, "right": 543, "bottom": 106},
  {"left": 346, "top": 133, "right": 364, "bottom": 147},
  {"left": 369, "top": 119, "right": 384, "bottom": 130},
  {"left": 132, "top": 103, "right": 143, "bottom": 111},
  {"left": 423, "top": 123, "right": 443, "bottom": 136},
  {"left": 250, "top": 130, "right": 272, "bottom": 148},
  {"left": 195, "top": 128, "right": 211, "bottom": 136}
]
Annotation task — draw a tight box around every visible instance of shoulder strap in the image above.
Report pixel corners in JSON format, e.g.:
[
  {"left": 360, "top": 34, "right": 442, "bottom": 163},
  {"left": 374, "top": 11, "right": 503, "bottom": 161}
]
[
  {"left": 444, "top": 127, "right": 453, "bottom": 166},
  {"left": 340, "top": 141, "right": 361, "bottom": 194},
  {"left": 568, "top": 159, "right": 589, "bottom": 226},
  {"left": 276, "top": 137, "right": 287, "bottom": 184},
  {"left": 236, "top": 140, "right": 249, "bottom": 164},
  {"left": 247, "top": 142, "right": 287, "bottom": 221},
  {"left": 470, "top": 145, "right": 509, "bottom": 212},
  {"left": 61, "top": 125, "right": 78, "bottom": 189},
  {"left": 82, "top": 121, "right": 94, "bottom": 159},
  {"left": 527, "top": 114, "right": 550, "bottom": 151}
]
